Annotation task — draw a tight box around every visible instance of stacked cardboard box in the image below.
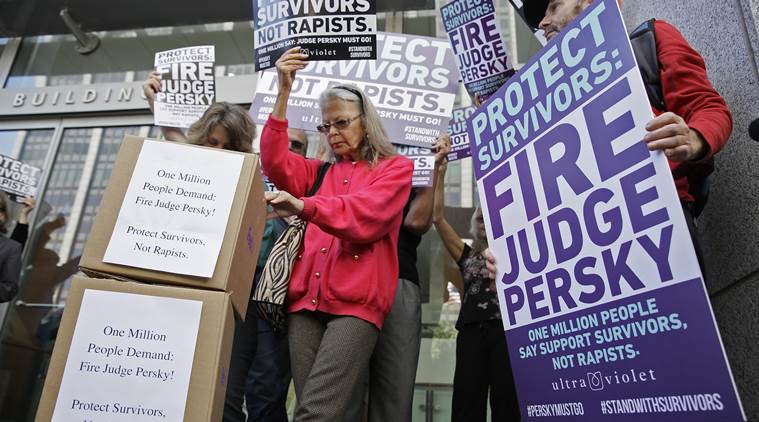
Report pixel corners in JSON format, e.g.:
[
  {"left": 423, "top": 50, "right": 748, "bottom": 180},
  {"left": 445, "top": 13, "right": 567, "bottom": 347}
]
[{"left": 36, "top": 136, "right": 266, "bottom": 422}]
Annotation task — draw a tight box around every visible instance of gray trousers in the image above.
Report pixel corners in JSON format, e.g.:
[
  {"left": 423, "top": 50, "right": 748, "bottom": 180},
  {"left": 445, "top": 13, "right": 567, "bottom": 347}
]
[
  {"left": 344, "top": 278, "right": 423, "bottom": 422},
  {"left": 289, "top": 311, "right": 379, "bottom": 422}
]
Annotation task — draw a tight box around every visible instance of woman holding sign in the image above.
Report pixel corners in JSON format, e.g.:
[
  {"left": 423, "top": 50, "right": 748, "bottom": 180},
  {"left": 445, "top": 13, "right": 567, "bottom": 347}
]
[
  {"left": 260, "top": 47, "right": 413, "bottom": 421},
  {"left": 432, "top": 162, "right": 520, "bottom": 421}
]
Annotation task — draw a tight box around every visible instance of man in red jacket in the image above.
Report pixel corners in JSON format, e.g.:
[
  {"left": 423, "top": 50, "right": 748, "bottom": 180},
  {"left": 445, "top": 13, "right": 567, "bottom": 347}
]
[{"left": 521, "top": 0, "right": 730, "bottom": 272}]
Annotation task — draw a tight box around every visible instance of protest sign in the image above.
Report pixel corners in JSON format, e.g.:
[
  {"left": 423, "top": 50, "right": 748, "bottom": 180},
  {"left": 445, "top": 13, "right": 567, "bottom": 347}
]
[
  {"left": 469, "top": 0, "right": 745, "bottom": 419},
  {"left": 441, "top": 0, "right": 515, "bottom": 100},
  {"left": 103, "top": 140, "right": 243, "bottom": 278},
  {"left": 250, "top": 32, "right": 458, "bottom": 148},
  {"left": 0, "top": 154, "right": 41, "bottom": 201},
  {"left": 394, "top": 144, "right": 435, "bottom": 187},
  {"left": 154, "top": 46, "right": 215, "bottom": 128},
  {"left": 253, "top": 0, "right": 377, "bottom": 71},
  {"left": 51, "top": 289, "right": 202, "bottom": 422},
  {"left": 447, "top": 106, "right": 475, "bottom": 161}
]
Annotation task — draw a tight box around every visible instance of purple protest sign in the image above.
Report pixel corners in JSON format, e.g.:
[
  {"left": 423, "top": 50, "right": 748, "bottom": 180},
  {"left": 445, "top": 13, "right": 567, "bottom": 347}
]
[
  {"left": 441, "top": 0, "right": 515, "bottom": 100},
  {"left": 252, "top": 0, "right": 377, "bottom": 71},
  {"left": 469, "top": 0, "right": 745, "bottom": 419},
  {"left": 447, "top": 106, "right": 475, "bottom": 161},
  {"left": 250, "top": 32, "right": 458, "bottom": 148}
]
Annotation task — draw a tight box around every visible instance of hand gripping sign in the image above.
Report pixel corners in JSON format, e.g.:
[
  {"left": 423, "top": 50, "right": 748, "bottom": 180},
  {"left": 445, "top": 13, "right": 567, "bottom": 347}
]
[{"left": 469, "top": 0, "right": 745, "bottom": 419}]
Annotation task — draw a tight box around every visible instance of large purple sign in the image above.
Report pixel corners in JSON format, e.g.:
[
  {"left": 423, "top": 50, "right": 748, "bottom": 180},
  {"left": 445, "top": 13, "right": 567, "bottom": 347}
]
[
  {"left": 469, "top": 0, "right": 745, "bottom": 419},
  {"left": 447, "top": 106, "right": 475, "bottom": 161},
  {"left": 250, "top": 32, "right": 458, "bottom": 148},
  {"left": 440, "top": 0, "right": 514, "bottom": 100}
]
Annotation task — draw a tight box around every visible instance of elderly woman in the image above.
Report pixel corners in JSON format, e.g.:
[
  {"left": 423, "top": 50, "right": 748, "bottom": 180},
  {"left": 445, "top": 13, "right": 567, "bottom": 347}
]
[
  {"left": 432, "top": 162, "right": 520, "bottom": 422},
  {"left": 260, "top": 47, "right": 413, "bottom": 420}
]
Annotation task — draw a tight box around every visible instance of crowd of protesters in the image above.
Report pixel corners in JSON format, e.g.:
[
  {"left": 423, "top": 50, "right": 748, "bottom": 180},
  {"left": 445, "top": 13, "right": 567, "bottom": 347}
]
[{"left": 0, "top": 1, "right": 732, "bottom": 421}]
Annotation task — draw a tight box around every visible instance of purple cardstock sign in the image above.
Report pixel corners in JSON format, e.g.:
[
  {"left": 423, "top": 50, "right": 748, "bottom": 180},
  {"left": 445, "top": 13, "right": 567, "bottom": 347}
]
[
  {"left": 447, "top": 106, "right": 476, "bottom": 161},
  {"left": 440, "top": 0, "right": 515, "bottom": 100},
  {"left": 250, "top": 32, "right": 458, "bottom": 148},
  {"left": 469, "top": 0, "right": 745, "bottom": 419}
]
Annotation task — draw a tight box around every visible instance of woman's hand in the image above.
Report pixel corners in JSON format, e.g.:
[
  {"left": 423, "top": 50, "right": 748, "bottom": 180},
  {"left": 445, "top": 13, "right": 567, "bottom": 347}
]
[
  {"left": 483, "top": 248, "right": 497, "bottom": 280},
  {"left": 432, "top": 134, "right": 451, "bottom": 165},
  {"left": 265, "top": 190, "right": 304, "bottom": 219},
  {"left": 142, "top": 71, "right": 162, "bottom": 106},
  {"left": 275, "top": 47, "right": 309, "bottom": 92},
  {"left": 18, "top": 197, "right": 35, "bottom": 224},
  {"left": 272, "top": 48, "right": 309, "bottom": 120}
]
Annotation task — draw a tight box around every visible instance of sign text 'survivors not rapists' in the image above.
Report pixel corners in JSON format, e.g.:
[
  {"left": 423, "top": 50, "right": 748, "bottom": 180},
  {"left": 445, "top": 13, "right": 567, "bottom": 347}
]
[
  {"left": 440, "top": 0, "right": 515, "bottom": 100},
  {"left": 253, "top": 0, "right": 377, "bottom": 71},
  {"left": 250, "top": 32, "right": 458, "bottom": 148},
  {"left": 469, "top": 0, "right": 745, "bottom": 419},
  {"left": 103, "top": 140, "right": 243, "bottom": 278},
  {"left": 154, "top": 46, "right": 216, "bottom": 128},
  {"left": 52, "top": 290, "right": 202, "bottom": 422}
]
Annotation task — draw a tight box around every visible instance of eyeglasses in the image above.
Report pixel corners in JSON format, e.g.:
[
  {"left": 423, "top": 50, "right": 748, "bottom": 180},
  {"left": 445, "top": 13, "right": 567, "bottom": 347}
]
[{"left": 316, "top": 115, "right": 363, "bottom": 134}]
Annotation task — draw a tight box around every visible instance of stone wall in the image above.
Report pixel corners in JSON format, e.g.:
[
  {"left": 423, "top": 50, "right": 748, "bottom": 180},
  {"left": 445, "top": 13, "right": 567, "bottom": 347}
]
[{"left": 622, "top": 1, "right": 759, "bottom": 418}]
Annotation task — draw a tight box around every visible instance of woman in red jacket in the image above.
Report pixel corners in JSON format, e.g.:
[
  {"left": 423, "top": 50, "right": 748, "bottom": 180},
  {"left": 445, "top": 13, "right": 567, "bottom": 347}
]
[{"left": 260, "top": 47, "right": 413, "bottom": 421}]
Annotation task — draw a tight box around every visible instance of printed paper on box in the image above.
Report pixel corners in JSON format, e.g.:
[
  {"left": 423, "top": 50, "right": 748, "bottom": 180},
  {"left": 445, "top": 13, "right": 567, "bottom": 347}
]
[
  {"left": 103, "top": 140, "right": 243, "bottom": 278},
  {"left": 51, "top": 289, "right": 203, "bottom": 422}
]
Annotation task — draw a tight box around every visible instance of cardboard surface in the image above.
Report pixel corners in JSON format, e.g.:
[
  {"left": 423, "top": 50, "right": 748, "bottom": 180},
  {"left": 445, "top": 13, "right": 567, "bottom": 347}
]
[
  {"left": 80, "top": 135, "right": 266, "bottom": 317},
  {"left": 35, "top": 276, "right": 234, "bottom": 422}
]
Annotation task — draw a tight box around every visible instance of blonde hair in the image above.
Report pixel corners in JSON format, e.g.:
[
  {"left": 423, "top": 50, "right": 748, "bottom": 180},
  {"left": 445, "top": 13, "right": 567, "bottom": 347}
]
[
  {"left": 186, "top": 102, "right": 256, "bottom": 153},
  {"left": 318, "top": 84, "right": 396, "bottom": 166}
]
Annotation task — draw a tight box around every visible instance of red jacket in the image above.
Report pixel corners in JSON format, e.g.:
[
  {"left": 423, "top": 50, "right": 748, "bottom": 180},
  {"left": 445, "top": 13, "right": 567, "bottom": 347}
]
[
  {"left": 260, "top": 116, "right": 413, "bottom": 329},
  {"left": 654, "top": 20, "right": 732, "bottom": 202}
]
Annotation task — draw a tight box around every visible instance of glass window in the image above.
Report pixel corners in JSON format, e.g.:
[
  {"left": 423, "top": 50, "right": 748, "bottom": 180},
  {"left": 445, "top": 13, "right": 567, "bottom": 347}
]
[{"left": 5, "top": 21, "right": 256, "bottom": 88}]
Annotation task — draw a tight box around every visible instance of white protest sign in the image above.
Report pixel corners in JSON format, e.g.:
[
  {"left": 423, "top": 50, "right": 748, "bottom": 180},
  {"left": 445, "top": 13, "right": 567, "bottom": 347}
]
[
  {"left": 103, "top": 140, "right": 243, "bottom": 277},
  {"left": 52, "top": 289, "right": 202, "bottom": 422},
  {"left": 0, "top": 153, "right": 42, "bottom": 200},
  {"left": 154, "top": 46, "right": 216, "bottom": 128},
  {"left": 394, "top": 144, "right": 435, "bottom": 187}
]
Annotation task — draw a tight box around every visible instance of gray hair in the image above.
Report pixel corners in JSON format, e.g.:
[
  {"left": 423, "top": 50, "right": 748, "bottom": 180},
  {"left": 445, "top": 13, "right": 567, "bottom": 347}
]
[{"left": 318, "top": 84, "right": 397, "bottom": 166}]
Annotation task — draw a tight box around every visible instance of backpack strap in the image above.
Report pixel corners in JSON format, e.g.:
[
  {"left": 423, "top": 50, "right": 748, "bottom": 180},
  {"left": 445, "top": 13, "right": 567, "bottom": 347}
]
[
  {"left": 629, "top": 19, "right": 668, "bottom": 112},
  {"left": 307, "top": 162, "right": 332, "bottom": 197}
]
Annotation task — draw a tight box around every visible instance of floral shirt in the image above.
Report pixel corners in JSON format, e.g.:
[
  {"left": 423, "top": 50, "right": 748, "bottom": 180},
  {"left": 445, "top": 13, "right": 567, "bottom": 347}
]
[{"left": 455, "top": 244, "right": 502, "bottom": 329}]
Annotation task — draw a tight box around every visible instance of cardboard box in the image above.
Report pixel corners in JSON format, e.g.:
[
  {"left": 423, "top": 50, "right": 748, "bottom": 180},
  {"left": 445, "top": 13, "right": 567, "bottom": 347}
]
[
  {"left": 80, "top": 135, "right": 266, "bottom": 317},
  {"left": 36, "top": 276, "right": 234, "bottom": 422}
]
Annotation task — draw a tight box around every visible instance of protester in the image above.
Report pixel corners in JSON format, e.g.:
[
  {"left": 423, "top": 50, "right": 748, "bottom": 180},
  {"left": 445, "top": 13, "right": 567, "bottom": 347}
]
[
  {"left": 345, "top": 134, "right": 451, "bottom": 422},
  {"left": 260, "top": 47, "right": 413, "bottom": 421},
  {"left": 432, "top": 162, "right": 520, "bottom": 422},
  {"left": 245, "top": 129, "right": 308, "bottom": 422},
  {"left": 144, "top": 74, "right": 261, "bottom": 421},
  {"left": 0, "top": 194, "right": 25, "bottom": 303},
  {"left": 528, "top": 0, "right": 732, "bottom": 274}
]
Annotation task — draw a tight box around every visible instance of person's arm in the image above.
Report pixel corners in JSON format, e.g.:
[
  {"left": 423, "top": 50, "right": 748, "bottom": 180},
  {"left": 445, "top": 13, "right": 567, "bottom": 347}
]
[
  {"left": 267, "top": 157, "right": 414, "bottom": 244},
  {"left": 403, "top": 134, "right": 452, "bottom": 235},
  {"left": 0, "top": 241, "right": 21, "bottom": 303},
  {"left": 260, "top": 48, "right": 317, "bottom": 197},
  {"left": 142, "top": 71, "right": 188, "bottom": 142},
  {"left": 643, "top": 21, "right": 732, "bottom": 162},
  {"left": 432, "top": 161, "right": 466, "bottom": 262}
]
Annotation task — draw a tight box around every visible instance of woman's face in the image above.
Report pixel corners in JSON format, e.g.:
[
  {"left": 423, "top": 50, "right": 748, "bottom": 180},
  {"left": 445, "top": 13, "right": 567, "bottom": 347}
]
[
  {"left": 476, "top": 214, "right": 486, "bottom": 239},
  {"left": 203, "top": 124, "right": 231, "bottom": 150},
  {"left": 320, "top": 98, "right": 365, "bottom": 161}
]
